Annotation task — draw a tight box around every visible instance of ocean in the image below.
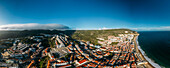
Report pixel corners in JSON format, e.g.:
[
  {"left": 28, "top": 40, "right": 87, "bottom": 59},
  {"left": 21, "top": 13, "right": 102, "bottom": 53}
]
[{"left": 138, "top": 31, "right": 170, "bottom": 68}]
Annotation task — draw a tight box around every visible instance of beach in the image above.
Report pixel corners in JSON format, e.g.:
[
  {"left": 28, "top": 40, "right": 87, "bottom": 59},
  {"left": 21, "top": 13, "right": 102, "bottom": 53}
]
[{"left": 135, "top": 35, "right": 162, "bottom": 68}]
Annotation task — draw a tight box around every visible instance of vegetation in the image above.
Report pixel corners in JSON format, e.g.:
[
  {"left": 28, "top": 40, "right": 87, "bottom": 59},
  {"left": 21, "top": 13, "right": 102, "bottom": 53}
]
[
  {"left": 0, "top": 29, "right": 137, "bottom": 46},
  {"left": 20, "top": 38, "right": 37, "bottom": 44},
  {"left": 48, "top": 38, "right": 55, "bottom": 48},
  {"left": 0, "top": 30, "right": 66, "bottom": 39},
  {"left": 39, "top": 56, "right": 49, "bottom": 68},
  {"left": 0, "top": 40, "right": 13, "bottom": 52},
  {"left": 111, "top": 42, "right": 119, "bottom": 45},
  {"left": 65, "top": 53, "right": 71, "bottom": 59},
  {"left": 71, "top": 29, "right": 136, "bottom": 45}
]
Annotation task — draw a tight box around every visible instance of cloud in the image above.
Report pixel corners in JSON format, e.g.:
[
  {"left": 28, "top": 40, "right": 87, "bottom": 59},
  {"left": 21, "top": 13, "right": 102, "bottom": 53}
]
[
  {"left": 130, "top": 26, "right": 170, "bottom": 31},
  {"left": 0, "top": 23, "right": 69, "bottom": 30}
]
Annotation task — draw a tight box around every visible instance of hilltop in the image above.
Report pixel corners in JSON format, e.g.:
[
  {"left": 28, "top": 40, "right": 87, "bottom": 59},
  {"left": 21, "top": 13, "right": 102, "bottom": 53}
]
[
  {"left": 70, "top": 29, "right": 138, "bottom": 45},
  {"left": 0, "top": 29, "right": 138, "bottom": 45}
]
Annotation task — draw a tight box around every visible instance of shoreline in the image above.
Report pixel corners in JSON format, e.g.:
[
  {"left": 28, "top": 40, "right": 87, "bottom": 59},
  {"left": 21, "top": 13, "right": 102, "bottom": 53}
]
[{"left": 135, "top": 35, "right": 162, "bottom": 68}]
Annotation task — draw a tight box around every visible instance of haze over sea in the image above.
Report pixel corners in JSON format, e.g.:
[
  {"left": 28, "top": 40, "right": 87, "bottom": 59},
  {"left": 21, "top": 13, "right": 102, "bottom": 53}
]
[{"left": 138, "top": 31, "right": 170, "bottom": 68}]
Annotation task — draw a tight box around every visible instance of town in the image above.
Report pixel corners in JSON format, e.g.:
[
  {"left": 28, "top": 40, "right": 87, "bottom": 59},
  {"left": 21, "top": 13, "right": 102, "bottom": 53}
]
[{"left": 0, "top": 31, "right": 152, "bottom": 68}]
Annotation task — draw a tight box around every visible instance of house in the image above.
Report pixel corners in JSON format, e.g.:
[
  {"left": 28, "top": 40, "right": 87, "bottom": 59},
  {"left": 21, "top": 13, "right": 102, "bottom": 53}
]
[{"left": 1, "top": 51, "right": 10, "bottom": 58}]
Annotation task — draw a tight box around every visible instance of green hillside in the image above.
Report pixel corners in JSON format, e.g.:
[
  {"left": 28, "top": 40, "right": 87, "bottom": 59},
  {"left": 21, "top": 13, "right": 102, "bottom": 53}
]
[{"left": 71, "top": 29, "right": 137, "bottom": 45}]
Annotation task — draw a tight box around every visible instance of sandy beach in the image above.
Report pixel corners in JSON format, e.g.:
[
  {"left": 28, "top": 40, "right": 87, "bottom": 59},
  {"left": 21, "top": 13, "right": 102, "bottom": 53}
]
[{"left": 135, "top": 35, "right": 162, "bottom": 68}]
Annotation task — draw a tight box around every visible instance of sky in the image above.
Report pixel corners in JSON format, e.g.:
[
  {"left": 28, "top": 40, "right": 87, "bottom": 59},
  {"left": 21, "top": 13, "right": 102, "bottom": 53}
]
[{"left": 0, "top": 0, "right": 170, "bottom": 31}]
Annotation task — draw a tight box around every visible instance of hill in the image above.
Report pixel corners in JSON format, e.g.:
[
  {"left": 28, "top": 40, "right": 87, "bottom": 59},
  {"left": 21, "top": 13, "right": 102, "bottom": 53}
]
[
  {"left": 70, "top": 29, "right": 137, "bottom": 45},
  {"left": 0, "top": 29, "right": 137, "bottom": 45}
]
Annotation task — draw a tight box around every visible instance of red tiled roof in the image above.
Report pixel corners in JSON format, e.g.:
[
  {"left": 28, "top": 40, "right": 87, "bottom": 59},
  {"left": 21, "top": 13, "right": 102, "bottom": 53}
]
[{"left": 79, "top": 59, "right": 87, "bottom": 64}]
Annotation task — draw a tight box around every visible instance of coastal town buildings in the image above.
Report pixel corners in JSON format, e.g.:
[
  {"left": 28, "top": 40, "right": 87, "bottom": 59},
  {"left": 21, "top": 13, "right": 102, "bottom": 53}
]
[{"left": 0, "top": 32, "right": 151, "bottom": 68}]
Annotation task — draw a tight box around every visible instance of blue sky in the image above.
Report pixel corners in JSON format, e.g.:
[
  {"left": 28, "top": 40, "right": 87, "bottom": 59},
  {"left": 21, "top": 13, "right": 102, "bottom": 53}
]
[{"left": 0, "top": 0, "right": 170, "bottom": 31}]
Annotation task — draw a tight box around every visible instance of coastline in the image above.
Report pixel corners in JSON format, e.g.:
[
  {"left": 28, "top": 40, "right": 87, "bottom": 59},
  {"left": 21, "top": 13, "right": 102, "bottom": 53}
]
[{"left": 135, "top": 35, "right": 162, "bottom": 68}]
